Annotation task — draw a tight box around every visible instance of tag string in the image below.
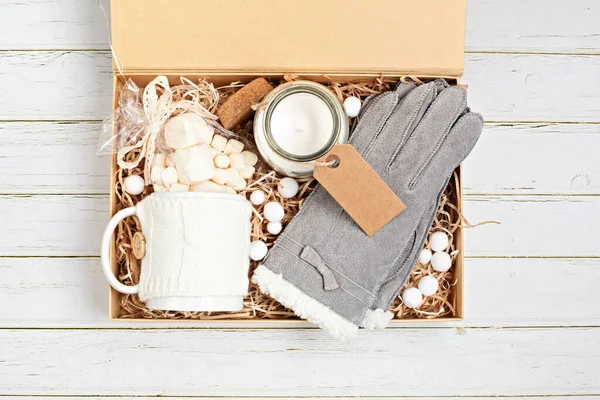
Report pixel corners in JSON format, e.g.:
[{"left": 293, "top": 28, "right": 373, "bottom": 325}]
[{"left": 308, "top": 159, "right": 339, "bottom": 168}]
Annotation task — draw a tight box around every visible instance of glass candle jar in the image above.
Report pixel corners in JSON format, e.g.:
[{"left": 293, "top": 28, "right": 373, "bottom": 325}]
[{"left": 254, "top": 80, "right": 349, "bottom": 177}]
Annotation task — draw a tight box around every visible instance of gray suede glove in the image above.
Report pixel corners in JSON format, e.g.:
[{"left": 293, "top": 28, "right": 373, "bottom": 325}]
[{"left": 253, "top": 81, "right": 483, "bottom": 340}]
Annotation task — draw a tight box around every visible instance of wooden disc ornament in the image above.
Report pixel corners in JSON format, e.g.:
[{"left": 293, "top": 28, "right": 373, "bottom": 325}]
[{"left": 132, "top": 232, "right": 146, "bottom": 260}]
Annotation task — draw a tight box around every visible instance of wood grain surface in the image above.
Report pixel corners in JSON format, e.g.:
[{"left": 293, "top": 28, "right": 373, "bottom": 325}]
[{"left": 0, "top": 0, "right": 598, "bottom": 397}]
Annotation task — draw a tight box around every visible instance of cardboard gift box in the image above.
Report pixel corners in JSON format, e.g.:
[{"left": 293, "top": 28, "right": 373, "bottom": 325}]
[{"left": 108, "top": 0, "right": 467, "bottom": 322}]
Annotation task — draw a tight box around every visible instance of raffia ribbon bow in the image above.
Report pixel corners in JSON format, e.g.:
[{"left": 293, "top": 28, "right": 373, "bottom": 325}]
[
  {"left": 300, "top": 246, "right": 339, "bottom": 291},
  {"left": 116, "top": 76, "right": 174, "bottom": 184}
]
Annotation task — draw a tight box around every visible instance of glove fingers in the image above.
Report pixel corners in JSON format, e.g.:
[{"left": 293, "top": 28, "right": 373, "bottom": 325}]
[
  {"left": 409, "top": 111, "right": 484, "bottom": 191},
  {"left": 356, "top": 93, "right": 378, "bottom": 119},
  {"left": 370, "top": 200, "right": 439, "bottom": 311},
  {"left": 349, "top": 83, "right": 416, "bottom": 155},
  {"left": 363, "top": 80, "right": 444, "bottom": 171},
  {"left": 387, "top": 86, "right": 468, "bottom": 181},
  {"left": 348, "top": 92, "right": 397, "bottom": 155}
]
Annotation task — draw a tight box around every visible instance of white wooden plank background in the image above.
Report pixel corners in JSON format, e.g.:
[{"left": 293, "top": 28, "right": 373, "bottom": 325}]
[
  {"left": 1, "top": 328, "right": 598, "bottom": 396},
  {"left": 0, "top": 0, "right": 599, "bottom": 397},
  {"left": 7, "top": 398, "right": 598, "bottom": 400}
]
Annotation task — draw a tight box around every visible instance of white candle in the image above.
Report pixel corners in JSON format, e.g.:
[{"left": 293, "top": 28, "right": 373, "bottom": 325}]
[
  {"left": 253, "top": 80, "right": 349, "bottom": 177},
  {"left": 270, "top": 92, "right": 334, "bottom": 156}
]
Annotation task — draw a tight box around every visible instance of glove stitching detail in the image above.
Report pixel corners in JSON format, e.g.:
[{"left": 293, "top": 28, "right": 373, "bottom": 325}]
[
  {"left": 407, "top": 88, "right": 468, "bottom": 189},
  {"left": 363, "top": 93, "right": 398, "bottom": 158},
  {"left": 273, "top": 241, "right": 374, "bottom": 305},
  {"left": 385, "top": 83, "right": 437, "bottom": 171},
  {"left": 280, "top": 234, "right": 378, "bottom": 297}
]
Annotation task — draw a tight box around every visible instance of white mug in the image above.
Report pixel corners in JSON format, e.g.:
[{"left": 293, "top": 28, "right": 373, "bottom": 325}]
[{"left": 101, "top": 191, "right": 252, "bottom": 312}]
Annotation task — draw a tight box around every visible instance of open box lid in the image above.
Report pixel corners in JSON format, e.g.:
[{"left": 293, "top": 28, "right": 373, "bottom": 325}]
[{"left": 111, "top": 0, "right": 466, "bottom": 77}]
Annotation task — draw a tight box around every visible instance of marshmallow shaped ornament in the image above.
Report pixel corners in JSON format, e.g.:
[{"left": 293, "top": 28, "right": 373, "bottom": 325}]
[
  {"left": 174, "top": 144, "right": 215, "bottom": 184},
  {"left": 164, "top": 113, "right": 215, "bottom": 150},
  {"left": 211, "top": 135, "right": 228, "bottom": 152},
  {"left": 192, "top": 180, "right": 228, "bottom": 193},
  {"left": 241, "top": 151, "right": 258, "bottom": 166}
]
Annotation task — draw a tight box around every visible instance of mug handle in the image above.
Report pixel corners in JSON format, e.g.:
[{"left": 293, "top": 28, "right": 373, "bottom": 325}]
[{"left": 101, "top": 207, "right": 139, "bottom": 294}]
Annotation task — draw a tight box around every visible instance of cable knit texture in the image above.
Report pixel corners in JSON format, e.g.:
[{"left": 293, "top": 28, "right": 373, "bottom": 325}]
[{"left": 135, "top": 193, "right": 251, "bottom": 302}]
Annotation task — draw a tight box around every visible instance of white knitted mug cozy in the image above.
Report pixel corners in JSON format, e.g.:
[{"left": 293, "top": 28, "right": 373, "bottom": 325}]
[{"left": 101, "top": 192, "right": 252, "bottom": 312}]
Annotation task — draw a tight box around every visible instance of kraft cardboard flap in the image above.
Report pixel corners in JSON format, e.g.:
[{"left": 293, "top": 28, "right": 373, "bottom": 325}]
[{"left": 111, "top": 0, "right": 466, "bottom": 76}]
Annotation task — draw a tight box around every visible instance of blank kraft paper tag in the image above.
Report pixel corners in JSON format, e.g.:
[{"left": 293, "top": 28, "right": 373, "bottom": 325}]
[{"left": 313, "top": 144, "right": 406, "bottom": 237}]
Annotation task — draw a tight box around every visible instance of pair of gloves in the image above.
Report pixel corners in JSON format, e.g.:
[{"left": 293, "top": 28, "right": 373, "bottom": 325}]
[{"left": 252, "top": 80, "right": 483, "bottom": 340}]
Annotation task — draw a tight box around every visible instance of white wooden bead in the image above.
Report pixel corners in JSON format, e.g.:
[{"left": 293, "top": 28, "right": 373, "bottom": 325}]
[
  {"left": 214, "top": 154, "right": 230, "bottom": 168},
  {"left": 250, "top": 190, "right": 266, "bottom": 205},
  {"left": 239, "top": 165, "right": 255, "bottom": 179},
  {"left": 267, "top": 221, "right": 282, "bottom": 235},
  {"left": 154, "top": 153, "right": 167, "bottom": 168},
  {"left": 169, "top": 183, "right": 189, "bottom": 192},
  {"left": 173, "top": 144, "right": 215, "bottom": 184},
  {"left": 264, "top": 201, "right": 284, "bottom": 222},
  {"left": 241, "top": 150, "right": 258, "bottom": 166},
  {"left": 210, "top": 134, "right": 227, "bottom": 152},
  {"left": 224, "top": 139, "right": 244, "bottom": 155},
  {"left": 277, "top": 177, "right": 299, "bottom": 198},
  {"left": 417, "top": 275, "right": 439, "bottom": 296},
  {"left": 343, "top": 96, "right": 362, "bottom": 118},
  {"left": 123, "top": 175, "right": 145, "bottom": 195},
  {"left": 431, "top": 251, "right": 452, "bottom": 272},
  {"left": 150, "top": 165, "right": 165, "bottom": 185},
  {"left": 418, "top": 248, "right": 432, "bottom": 264},
  {"left": 430, "top": 231, "right": 449, "bottom": 252},
  {"left": 212, "top": 168, "right": 228, "bottom": 185},
  {"left": 191, "top": 180, "right": 227, "bottom": 193},
  {"left": 249, "top": 240, "right": 268, "bottom": 261},
  {"left": 164, "top": 113, "right": 214, "bottom": 149},
  {"left": 229, "top": 153, "right": 246, "bottom": 169},
  {"left": 401, "top": 288, "right": 423, "bottom": 309},
  {"left": 161, "top": 166, "right": 178, "bottom": 187}
]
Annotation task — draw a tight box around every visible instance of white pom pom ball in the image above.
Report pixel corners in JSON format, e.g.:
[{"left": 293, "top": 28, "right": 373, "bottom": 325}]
[
  {"left": 278, "top": 177, "right": 299, "bottom": 198},
  {"left": 249, "top": 240, "right": 268, "bottom": 261},
  {"left": 431, "top": 251, "right": 452, "bottom": 272},
  {"left": 267, "top": 221, "right": 283, "bottom": 235},
  {"left": 429, "top": 231, "right": 449, "bottom": 252},
  {"left": 343, "top": 96, "right": 362, "bottom": 118},
  {"left": 264, "top": 201, "right": 285, "bottom": 222},
  {"left": 123, "top": 175, "right": 145, "bottom": 195},
  {"left": 250, "top": 190, "right": 266, "bottom": 206},
  {"left": 401, "top": 288, "right": 423, "bottom": 309},
  {"left": 417, "top": 275, "right": 439, "bottom": 296},
  {"left": 418, "top": 248, "right": 432, "bottom": 264}
]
